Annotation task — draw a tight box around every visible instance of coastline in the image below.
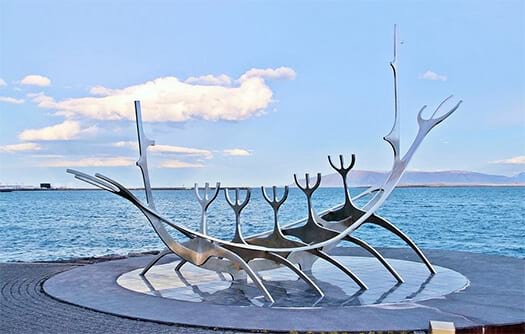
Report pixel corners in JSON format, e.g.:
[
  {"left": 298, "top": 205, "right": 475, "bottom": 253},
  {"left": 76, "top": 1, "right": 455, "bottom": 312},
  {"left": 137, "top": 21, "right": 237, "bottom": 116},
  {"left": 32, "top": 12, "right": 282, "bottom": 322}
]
[{"left": 1, "top": 183, "right": 524, "bottom": 192}]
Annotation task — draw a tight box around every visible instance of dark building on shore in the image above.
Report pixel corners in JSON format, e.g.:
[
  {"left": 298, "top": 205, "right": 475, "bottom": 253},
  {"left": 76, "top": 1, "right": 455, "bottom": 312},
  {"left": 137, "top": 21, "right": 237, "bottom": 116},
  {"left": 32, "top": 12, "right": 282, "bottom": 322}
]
[{"left": 40, "top": 183, "right": 51, "bottom": 189}]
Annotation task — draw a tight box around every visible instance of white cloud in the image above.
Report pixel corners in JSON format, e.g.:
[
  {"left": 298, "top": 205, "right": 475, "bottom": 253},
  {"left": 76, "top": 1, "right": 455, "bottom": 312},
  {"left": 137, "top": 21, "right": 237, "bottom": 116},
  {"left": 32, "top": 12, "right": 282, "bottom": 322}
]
[
  {"left": 239, "top": 67, "right": 296, "bottom": 82},
  {"left": 89, "top": 85, "right": 114, "bottom": 96},
  {"left": 420, "top": 70, "right": 447, "bottom": 81},
  {"left": 30, "top": 67, "right": 295, "bottom": 122},
  {"left": 159, "top": 160, "right": 205, "bottom": 168},
  {"left": 223, "top": 148, "right": 252, "bottom": 156},
  {"left": 0, "top": 78, "right": 6, "bottom": 87},
  {"left": 153, "top": 144, "right": 213, "bottom": 158},
  {"left": 0, "top": 142, "right": 42, "bottom": 153},
  {"left": 27, "top": 92, "right": 53, "bottom": 104},
  {"left": 18, "top": 120, "right": 98, "bottom": 141},
  {"left": 112, "top": 141, "right": 136, "bottom": 148},
  {"left": 185, "top": 74, "right": 232, "bottom": 86},
  {"left": 0, "top": 96, "right": 24, "bottom": 104},
  {"left": 31, "top": 154, "right": 64, "bottom": 158},
  {"left": 490, "top": 156, "right": 525, "bottom": 165},
  {"left": 20, "top": 75, "right": 51, "bottom": 87},
  {"left": 43, "top": 156, "right": 134, "bottom": 167},
  {"left": 113, "top": 141, "right": 213, "bottom": 159}
]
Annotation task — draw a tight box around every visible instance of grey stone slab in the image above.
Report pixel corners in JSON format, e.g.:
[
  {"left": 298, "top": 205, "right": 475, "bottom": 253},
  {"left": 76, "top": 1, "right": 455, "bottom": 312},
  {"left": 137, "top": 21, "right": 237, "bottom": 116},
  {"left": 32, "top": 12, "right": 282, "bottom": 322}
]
[
  {"left": 43, "top": 248, "right": 525, "bottom": 332},
  {"left": 0, "top": 262, "right": 244, "bottom": 334}
]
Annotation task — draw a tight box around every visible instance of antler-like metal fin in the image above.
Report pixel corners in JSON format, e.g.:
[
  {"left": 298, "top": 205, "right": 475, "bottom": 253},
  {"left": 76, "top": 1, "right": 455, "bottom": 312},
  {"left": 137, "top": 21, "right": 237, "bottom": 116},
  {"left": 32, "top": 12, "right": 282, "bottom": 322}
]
[
  {"left": 194, "top": 182, "right": 221, "bottom": 235},
  {"left": 224, "top": 188, "right": 251, "bottom": 243},
  {"left": 327, "top": 154, "right": 356, "bottom": 205},
  {"left": 261, "top": 186, "right": 289, "bottom": 232}
]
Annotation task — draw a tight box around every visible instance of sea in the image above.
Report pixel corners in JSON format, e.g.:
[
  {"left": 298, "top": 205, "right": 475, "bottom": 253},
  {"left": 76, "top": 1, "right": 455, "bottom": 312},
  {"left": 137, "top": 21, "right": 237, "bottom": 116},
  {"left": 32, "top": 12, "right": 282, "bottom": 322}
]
[{"left": 1, "top": 187, "right": 523, "bottom": 262}]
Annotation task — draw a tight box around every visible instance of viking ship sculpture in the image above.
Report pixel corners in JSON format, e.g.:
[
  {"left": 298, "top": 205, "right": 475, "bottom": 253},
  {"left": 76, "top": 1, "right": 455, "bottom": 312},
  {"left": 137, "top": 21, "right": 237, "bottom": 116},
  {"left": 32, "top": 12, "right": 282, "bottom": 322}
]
[{"left": 67, "top": 27, "right": 462, "bottom": 304}]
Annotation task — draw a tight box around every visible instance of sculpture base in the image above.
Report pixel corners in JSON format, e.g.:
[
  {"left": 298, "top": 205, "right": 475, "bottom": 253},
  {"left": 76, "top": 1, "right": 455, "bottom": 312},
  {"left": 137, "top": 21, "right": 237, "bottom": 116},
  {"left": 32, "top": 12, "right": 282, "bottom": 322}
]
[
  {"left": 117, "top": 257, "right": 466, "bottom": 308},
  {"left": 43, "top": 248, "right": 525, "bottom": 332}
]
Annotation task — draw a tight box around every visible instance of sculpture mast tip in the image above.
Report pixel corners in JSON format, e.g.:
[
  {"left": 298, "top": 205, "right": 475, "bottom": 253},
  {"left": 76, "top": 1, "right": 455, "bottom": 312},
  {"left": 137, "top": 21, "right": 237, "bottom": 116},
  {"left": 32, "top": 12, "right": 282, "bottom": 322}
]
[{"left": 384, "top": 24, "right": 401, "bottom": 161}]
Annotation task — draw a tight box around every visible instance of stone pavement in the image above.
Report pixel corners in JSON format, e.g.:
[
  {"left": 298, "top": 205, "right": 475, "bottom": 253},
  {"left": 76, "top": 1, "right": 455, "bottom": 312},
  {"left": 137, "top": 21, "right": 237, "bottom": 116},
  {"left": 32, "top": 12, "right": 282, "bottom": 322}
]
[
  {"left": 2, "top": 249, "right": 523, "bottom": 333},
  {"left": 0, "top": 262, "right": 248, "bottom": 334}
]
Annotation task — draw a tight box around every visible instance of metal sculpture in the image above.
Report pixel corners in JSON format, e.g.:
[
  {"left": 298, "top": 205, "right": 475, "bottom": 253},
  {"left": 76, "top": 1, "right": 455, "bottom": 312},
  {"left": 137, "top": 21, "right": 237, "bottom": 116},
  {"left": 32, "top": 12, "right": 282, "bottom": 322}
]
[{"left": 67, "top": 26, "right": 461, "bottom": 304}]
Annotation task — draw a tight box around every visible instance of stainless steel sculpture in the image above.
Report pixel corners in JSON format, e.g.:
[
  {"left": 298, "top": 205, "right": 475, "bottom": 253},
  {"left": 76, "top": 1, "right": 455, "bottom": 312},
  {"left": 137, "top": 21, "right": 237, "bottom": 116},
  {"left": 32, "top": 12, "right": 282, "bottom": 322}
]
[{"left": 67, "top": 27, "right": 462, "bottom": 304}]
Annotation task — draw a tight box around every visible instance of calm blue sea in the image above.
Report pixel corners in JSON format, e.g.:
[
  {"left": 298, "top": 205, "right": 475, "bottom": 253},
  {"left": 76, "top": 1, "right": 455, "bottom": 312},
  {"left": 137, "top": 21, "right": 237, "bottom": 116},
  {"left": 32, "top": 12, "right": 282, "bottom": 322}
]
[{"left": 0, "top": 187, "right": 523, "bottom": 262}]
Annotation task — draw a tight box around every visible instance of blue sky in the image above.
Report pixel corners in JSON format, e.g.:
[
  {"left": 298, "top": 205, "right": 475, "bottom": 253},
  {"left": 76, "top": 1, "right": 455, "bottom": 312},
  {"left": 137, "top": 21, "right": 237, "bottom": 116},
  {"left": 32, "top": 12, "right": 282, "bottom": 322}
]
[{"left": 0, "top": 0, "right": 524, "bottom": 187}]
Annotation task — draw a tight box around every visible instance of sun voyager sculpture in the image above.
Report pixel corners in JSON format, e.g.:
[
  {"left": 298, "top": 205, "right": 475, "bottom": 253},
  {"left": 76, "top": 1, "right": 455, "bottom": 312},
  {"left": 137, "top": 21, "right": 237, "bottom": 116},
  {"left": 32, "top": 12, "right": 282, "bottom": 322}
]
[{"left": 68, "top": 27, "right": 462, "bottom": 304}]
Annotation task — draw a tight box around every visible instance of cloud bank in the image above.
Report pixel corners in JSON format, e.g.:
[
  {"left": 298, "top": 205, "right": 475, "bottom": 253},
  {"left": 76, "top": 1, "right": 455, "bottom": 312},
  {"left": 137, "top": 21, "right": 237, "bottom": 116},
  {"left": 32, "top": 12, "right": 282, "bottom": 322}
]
[
  {"left": 113, "top": 141, "right": 213, "bottom": 159},
  {"left": 0, "top": 142, "right": 42, "bottom": 153},
  {"left": 30, "top": 67, "right": 295, "bottom": 122},
  {"left": 490, "top": 155, "right": 525, "bottom": 165},
  {"left": 18, "top": 120, "right": 97, "bottom": 141},
  {"left": 0, "top": 96, "right": 24, "bottom": 104},
  {"left": 44, "top": 156, "right": 134, "bottom": 167}
]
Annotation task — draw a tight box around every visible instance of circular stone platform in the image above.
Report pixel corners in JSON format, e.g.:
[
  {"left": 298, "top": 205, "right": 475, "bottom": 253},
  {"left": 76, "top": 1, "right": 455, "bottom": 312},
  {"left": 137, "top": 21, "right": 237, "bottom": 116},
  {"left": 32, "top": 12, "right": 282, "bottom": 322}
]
[
  {"left": 43, "top": 248, "right": 525, "bottom": 332},
  {"left": 117, "top": 257, "right": 468, "bottom": 308}
]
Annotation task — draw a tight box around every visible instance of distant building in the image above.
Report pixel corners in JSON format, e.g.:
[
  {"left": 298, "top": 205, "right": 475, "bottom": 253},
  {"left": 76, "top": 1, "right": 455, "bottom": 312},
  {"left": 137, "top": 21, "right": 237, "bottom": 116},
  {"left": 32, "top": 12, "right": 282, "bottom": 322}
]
[{"left": 40, "top": 183, "right": 51, "bottom": 189}]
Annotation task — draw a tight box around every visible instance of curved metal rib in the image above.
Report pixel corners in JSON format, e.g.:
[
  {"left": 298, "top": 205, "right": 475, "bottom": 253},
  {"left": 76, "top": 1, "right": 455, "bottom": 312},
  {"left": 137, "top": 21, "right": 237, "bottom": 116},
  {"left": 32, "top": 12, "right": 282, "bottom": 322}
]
[
  {"left": 212, "top": 246, "right": 275, "bottom": 304},
  {"left": 264, "top": 252, "right": 324, "bottom": 297},
  {"left": 313, "top": 249, "right": 367, "bottom": 290},
  {"left": 344, "top": 236, "right": 404, "bottom": 283},
  {"left": 366, "top": 215, "right": 436, "bottom": 274},
  {"left": 140, "top": 249, "right": 171, "bottom": 276},
  {"left": 174, "top": 259, "right": 187, "bottom": 271}
]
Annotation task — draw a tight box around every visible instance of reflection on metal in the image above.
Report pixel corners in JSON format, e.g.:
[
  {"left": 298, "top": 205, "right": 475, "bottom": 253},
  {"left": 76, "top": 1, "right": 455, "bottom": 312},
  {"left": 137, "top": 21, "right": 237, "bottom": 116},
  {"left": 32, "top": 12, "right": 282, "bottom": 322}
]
[
  {"left": 118, "top": 256, "right": 469, "bottom": 308},
  {"left": 223, "top": 187, "right": 325, "bottom": 297},
  {"left": 67, "top": 27, "right": 461, "bottom": 304},
  {"left": 173, "top": 183, "right": 221, "bottom": 273}
]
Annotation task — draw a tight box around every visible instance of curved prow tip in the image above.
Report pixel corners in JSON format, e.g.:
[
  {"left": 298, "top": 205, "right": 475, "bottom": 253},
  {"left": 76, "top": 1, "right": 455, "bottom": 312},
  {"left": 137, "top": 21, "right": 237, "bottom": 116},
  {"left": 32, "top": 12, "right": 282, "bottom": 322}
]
[{"left": 66, "top": 168, "right": 78, "bottom": 175}]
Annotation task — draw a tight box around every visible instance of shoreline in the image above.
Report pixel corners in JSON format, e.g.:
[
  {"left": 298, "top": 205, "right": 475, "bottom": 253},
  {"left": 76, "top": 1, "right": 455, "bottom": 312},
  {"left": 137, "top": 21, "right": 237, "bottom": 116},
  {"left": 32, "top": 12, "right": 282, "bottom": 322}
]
[
  {"left": 5, "top": 247, "right": 524, "bottom": 265},
  {"left": 8, "top": 250, "right": 162, "bottom": 265},
  {"left": 2, "top": 183, "right": 524, "bottom": 192}
]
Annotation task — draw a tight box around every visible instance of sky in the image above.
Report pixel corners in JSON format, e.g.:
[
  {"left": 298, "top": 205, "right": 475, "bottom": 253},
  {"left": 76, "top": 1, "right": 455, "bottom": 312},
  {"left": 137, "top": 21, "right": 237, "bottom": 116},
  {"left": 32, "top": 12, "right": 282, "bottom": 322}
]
[{"left": 0, "top": 0, "right": 524, "bottom": 188}]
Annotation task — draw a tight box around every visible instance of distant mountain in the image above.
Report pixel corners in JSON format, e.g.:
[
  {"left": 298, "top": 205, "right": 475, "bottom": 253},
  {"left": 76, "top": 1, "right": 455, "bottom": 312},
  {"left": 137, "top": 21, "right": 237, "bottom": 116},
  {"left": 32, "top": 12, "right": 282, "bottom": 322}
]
[
  {"left": 294, "top": 170, "right": 525, "bottom": 187},
  {"left": 512, "top": 172, "right": 525, "bottom": 183}
]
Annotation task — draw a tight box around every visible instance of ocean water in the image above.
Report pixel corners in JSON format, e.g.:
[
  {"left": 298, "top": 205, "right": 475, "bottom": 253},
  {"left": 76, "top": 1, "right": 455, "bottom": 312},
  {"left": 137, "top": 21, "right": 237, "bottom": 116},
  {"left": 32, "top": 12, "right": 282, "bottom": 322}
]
[{"left": 0, "top": 187, "right": 523, "bottom": 262}]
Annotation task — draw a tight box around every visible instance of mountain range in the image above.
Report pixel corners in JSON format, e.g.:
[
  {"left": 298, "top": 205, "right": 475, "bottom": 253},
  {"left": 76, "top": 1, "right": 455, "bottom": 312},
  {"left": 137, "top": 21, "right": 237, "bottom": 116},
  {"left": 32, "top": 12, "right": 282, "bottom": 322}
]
[{"left": 295, "top": 170, "right": 525, "bottom": 187}]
